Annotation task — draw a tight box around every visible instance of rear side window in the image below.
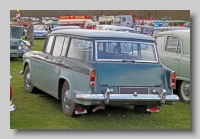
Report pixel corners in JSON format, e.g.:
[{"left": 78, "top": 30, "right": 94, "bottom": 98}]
[
  {"left": 45, "top": 36, "right": 54, "bottom": 54},
  {"left": 52, "top": 36, "right": 65, "bottom": 57},
  {"left": 165, "top": 36, "right": 181, "bottom": 53},
  {"left": 67, "top": 39, "right": 93, "bottom": 61},
  {"left": 61, "top": 37, "right": 69, "bottom": 56}
]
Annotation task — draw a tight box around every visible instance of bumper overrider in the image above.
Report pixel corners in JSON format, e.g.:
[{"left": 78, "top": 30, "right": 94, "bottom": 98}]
[{"left": 76, "top": 88, "right": 179, "bottom": 104}]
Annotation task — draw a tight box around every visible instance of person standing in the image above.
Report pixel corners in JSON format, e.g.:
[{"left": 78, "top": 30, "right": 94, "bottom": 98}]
[{"left": 27, "top": 18, "right": 34, "bottom": 46}]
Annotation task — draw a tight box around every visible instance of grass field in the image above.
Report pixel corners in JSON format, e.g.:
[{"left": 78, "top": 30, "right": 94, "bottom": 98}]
[{"left": 10, "top": 36, "right": 191, "bottom": 130}]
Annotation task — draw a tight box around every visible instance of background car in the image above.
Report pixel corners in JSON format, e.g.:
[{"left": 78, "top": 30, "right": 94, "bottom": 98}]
[
  {"left": 132, "top": 25, "right": 154, "bottom": 36},
  {"left": 151, "top": 26, "right": 189, "bottom": 37},
  {"left": 24, "top": 25, "right": 48, "bottom": 39},
  {"left": 96, "top": 25, "right": 136, "bottom": 33},
  {"left": 10, "top": 75, "right": 16, "bottom": 112},
  {"left": 10, "top": 25, "right": 31, "bottom": 58},
  {"left": 154, "top": 30, "right": 190, "bottom": 102},
  {"left": 104, "top": 26, "right": 136, "bottom": 33},
  {"left": 162, "top": 20, "right": 186, "bottom": 27},
  {"left": 51, "top": 26, "right": 81, "bottom": 32}
]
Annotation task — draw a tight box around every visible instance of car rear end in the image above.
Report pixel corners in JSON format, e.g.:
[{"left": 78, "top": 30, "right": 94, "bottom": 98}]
[{"left": 76, "top": 40, "right": 179, "bottom": 113}]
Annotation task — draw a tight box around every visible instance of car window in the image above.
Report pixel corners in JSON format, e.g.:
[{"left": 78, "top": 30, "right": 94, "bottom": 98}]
[
  {"left": 45, "top": 36, "right": 54, "bottom": 54},
  {"left": 61, "top": 37, "right": 70, "bottom": 56},
  {"left": 165, "top": 36, "right": 181, "bottom": 53},
  {"left": 52, "top": 36, "right": 65, "bottom": 57},
  {"left": 96, "top": 41, "right": 157, "bottom": 62},
  {"left": 155, "top": 36, "right": 165, "bottom": 51},
  {"left": 68, "top": 39, "right": 93, "bottom": 61}
]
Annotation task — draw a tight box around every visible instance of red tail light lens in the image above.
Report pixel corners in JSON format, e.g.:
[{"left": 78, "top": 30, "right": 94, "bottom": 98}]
[
  {"left": 10, "top": 84, "right": 12, "bottom": 101},
  {"left": 90, "top": 70, "right": 96, "bottom": 87},
  {"left": 170, "top": 72, "right": 176, "bottom": 89}
]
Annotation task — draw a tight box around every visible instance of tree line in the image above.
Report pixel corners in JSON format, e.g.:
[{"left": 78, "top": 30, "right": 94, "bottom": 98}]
[{"left": 10, "top": 10, "right": 190, "bottom": 24}]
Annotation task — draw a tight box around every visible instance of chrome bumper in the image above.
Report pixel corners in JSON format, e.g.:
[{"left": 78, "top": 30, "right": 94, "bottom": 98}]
[
  {"left": 10, "top": 104, "right": 16, "bottom": 112},
  {"left": 76, "top": 94, "right": 179, "bottom": 101}
]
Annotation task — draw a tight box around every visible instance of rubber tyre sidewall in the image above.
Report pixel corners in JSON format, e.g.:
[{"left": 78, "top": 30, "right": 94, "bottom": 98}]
[
  {"left": 61, "top": 81, "right": 76, "bottom": 117},
  {"left": 23, "top": 65, "right": 35, "bottom": 93},
  {"left": 178, "top": 81, "right": 190, "bottom": 103}
]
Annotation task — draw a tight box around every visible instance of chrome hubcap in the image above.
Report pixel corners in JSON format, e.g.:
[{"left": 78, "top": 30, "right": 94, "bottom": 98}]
[
  {"left": 25, "top": 72, "right": 31, "bottom": 87},
  {"left": 181, "top": 81, "right": 190, "bottom": 100},
  {"left": 64, "top": 90, "right": 71, "bottom": 109}
]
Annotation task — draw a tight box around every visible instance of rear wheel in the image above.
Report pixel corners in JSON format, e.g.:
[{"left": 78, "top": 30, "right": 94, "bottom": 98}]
[
  {"left": 178, "top": 81, "right": 190, "bottom": 102},
  {"left": 134, "top": 105, "right": 147, "bottom": 113},
  {"left": 23, "top": 65, "right": 37, "bottom": 93},
  {"left": 61, "top": 81, "right": 77, "bottom": 117}
]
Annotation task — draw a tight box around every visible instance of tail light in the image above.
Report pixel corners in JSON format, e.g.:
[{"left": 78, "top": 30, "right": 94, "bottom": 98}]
[
  {"left": 170, "top": 71, "right": 176, "bottom": 89},
  {"left": 89, "top": 69, "right": 96, "bottom": 87},
  {"left": 10, "top": 84, "right": 12, "bottom": 101}
]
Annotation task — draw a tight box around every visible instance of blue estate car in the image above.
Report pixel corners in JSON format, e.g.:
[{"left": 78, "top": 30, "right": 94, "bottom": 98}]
[
  {"left": 20, "top": 29, "right": 179, "bottom": 117},
  {"left": 24, "top": 25, "right": 48, "bottom": 39}
]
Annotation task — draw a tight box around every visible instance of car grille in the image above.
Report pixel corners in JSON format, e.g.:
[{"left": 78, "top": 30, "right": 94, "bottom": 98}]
[{"left": 11, "top": 46, "right": 18, "bottom": 49}]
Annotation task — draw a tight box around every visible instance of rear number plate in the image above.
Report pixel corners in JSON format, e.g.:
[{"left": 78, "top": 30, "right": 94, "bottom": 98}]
[{"left": 119, "top": 87, "right": 149, "bottom": 94}]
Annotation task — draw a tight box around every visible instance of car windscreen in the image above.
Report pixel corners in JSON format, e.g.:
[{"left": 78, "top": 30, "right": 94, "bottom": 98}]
[
  {"left": 143, "top": 27, "right": 153, "bottom": 33},
  {"left": 96, "top": 40, "right": 158, "bottom": 63}
]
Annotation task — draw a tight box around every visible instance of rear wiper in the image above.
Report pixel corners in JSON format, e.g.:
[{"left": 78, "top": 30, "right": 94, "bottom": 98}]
[{"left": 122, "top": 60, "right": 135, "bottom": 63}]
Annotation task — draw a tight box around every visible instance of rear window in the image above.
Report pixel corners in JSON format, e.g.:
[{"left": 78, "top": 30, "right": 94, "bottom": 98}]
[{"left": 96, "top": 40, "right": 158, "bottom": 63}]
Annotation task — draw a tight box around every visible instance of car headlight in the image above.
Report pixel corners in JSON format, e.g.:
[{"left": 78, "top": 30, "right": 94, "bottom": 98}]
[{"left": 18, "top": 46, "right": 22, "bottom": 50}]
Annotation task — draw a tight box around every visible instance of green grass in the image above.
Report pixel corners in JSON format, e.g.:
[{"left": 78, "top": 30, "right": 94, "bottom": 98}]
[{"left": 10, "top": 36, "right": 191, "bottom": 130}]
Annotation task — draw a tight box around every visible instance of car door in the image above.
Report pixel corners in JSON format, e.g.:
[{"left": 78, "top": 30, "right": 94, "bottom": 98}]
[
  {"left": 157, "top": 35, "right": 182, "bottom": 76},
  {"left": 31, "top": 36, "right": 53, "bottom": 88},
  {"left": 44, "top": 36, "right": 69, "bottom": 96}
]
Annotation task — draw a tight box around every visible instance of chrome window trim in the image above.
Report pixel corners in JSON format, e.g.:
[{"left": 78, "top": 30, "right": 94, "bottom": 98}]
[{"left": 95, "top": 40, "right": 159, "bottom": 63}]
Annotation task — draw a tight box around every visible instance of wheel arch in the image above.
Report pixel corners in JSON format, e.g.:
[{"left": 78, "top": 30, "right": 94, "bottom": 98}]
[
  {"left": 58, "top": 77, "right": 71, "bottom": 100},
  {"left": 23, "top": 59, "right": 32, "bottom": 73}
]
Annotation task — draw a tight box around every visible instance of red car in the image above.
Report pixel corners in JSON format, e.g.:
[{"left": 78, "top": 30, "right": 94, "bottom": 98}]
[{"left": 10, "top": 75, "right": 16, "bottom": 111}]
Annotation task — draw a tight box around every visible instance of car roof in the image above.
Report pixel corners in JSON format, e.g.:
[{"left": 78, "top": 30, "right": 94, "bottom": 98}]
[
  {"left": 52, "top": 26, "right": 80, "bottom": 31},
  {"left": 106, "top": 26, "right": 136, "bottom": 30},
  {"left": 133, "top": 25, "right": 154, "bottom": 28},
  {"left": 51, "top": 29, "right": 155, "bottom": 41},
  {"left": 157, "top": 29, "right": 190, "bottom": 35},
  {"left": 153, "top": 27, "right": 189, "bottom": 30},
  {"left": 53, "top": 26, "right": 80, "bottom": 29}
]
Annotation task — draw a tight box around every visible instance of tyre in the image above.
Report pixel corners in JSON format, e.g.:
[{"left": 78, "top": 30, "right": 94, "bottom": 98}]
[
  {"left": 178, "top": 81, "right": 190, "bottom": 102},
  {"left": 134, "top": 105, "right": 147, "bottom": 113},
  {"left": 23, "top": 65, "right": 37, "bottom": 93},
  {"left": 61, "top": 81, "right": 76, "bottom": 117}
]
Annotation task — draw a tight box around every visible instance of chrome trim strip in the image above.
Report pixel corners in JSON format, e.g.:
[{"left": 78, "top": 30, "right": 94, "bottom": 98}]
[{"left": 76, "top": 94, "right": 179, "bottom": 102}]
